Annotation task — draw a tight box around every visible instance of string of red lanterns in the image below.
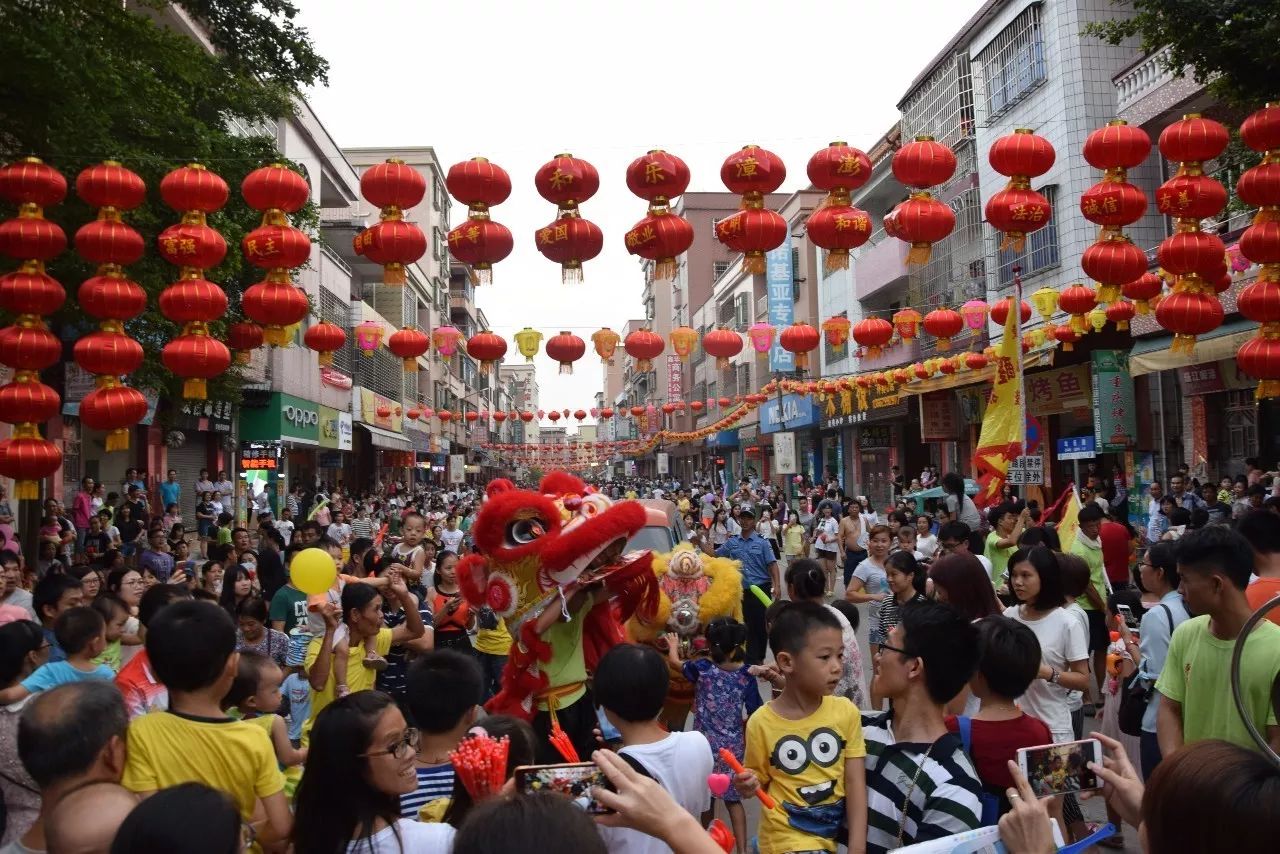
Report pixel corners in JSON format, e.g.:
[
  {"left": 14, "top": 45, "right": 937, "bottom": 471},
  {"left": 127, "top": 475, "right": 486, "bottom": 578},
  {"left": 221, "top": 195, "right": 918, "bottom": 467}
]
[
  {"left": 534, "top": 154, "right": 603, "bottom": 283},
  {"left": 446, "top": 157, "right": 513, "bottom": 286},
  {"left": 1235, "top": 104, "right": 1280, "bottom": 399}
]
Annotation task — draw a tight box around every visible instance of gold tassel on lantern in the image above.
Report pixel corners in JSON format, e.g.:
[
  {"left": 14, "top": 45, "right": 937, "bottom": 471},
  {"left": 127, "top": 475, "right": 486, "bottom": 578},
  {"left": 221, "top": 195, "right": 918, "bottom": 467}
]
[
  {"left": 743, "top": 252, "right": 767, "bottom": 275},
  {"left": 825, "top": 250, "right": 850, "bottom": 272},
  {"left": 317, "top": 351, "right": 334, "bottom": 367},
  {"left": 907, "top": 243, "right": 933, "bottom": 265},
  {"left": 402, "top": 358, "right": 418, "bottom": 372},
  {"left": 383, "top": 262, "right": 406, "bottom": 285},
  {"left": 106, "top": 428, "right": 130, "bottom": 452},
  {"left": 263, "top": 325, "right": 290, "bottom": 347},
  {"left": 183, "top": 378, "right": 208, "bottom": 399}
]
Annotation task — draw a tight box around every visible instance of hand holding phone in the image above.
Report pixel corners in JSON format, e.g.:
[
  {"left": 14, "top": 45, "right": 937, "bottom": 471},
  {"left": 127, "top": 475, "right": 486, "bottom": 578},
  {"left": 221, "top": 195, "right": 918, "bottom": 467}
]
[
  {"left": 514, "top": 762, "right": 615, "bottom": 814},
  {"left": 1016, "top": 739, "right": 1102, "bottom": 798}
]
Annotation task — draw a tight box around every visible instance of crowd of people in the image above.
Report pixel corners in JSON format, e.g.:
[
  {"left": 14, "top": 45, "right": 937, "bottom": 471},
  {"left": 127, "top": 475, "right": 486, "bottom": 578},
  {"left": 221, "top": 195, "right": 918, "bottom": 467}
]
[{"left": 0, "top": 461, "right": 1277, "bottom": 853}]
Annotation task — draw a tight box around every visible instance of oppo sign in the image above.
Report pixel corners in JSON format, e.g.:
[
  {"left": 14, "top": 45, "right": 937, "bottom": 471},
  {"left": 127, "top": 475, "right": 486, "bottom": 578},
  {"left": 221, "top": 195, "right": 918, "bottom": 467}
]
[{"left": 283, "top": 404, "right": 318, "bottom": 428}]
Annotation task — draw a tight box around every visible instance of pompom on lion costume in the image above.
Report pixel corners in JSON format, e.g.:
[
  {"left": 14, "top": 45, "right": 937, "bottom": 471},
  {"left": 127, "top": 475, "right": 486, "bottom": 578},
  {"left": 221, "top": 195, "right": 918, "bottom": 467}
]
[
  {"left": 458, "top": 472, "right": 657, "bottom": 761},
  {"left": 627, "top": 543, "right": 743, "bottom": 724}
]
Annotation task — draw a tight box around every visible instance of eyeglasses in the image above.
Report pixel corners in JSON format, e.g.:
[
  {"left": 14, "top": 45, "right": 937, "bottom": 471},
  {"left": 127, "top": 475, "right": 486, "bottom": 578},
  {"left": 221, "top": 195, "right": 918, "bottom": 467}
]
[
  {"left": 939, "top": 541, "right": 960, "bottom": 552},
  {"left": 362, "top": 727, "right": 420, "bottom": 759},
  {"left": 877, "top": 640, "right": 916, "bottom": 658}
]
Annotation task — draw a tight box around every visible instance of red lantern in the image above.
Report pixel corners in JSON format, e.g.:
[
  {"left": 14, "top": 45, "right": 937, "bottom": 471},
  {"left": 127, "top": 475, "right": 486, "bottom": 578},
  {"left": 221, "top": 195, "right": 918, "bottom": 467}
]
[
  {"left": 1080, "top": 180, "right": 1148, "bottom": 227},
  {"left": 703, "top": 328, "right": 743, "bottom": 370},
  {"left": 626, "top": 150, "right": 691, "bottom": 206},
  {"left": 1158, "top": 229, "right": 1226, "bottom": 277},
  {"left": 1058, "top": 284, "right": 1098, "bottom": 333},
  {"left": 377, "top": 405, "right": 394, "bottom": 419},
  {"left": 79, "top": 382, "right": 148, "bottom": 452},
  {"left": 0, "top": 377, "right": 59, "bottom": 425},
  {"left": 624, "top": 210, "right": 694, "bottom": 281},
  {"left": 1083, "top": 120, "right": 1152, "bottom": 172},
  {"left": 304, "top": 322, "right": 347, "bottom": 367},
  {"left": 159, "top": 164, "right": 229, "bottom": 215},
  {"left": 362, "top": 159, "right": 426, "bottom": 212},
  {"left": 714, "top": 207, "right": 787, "bottom": 274},
  {"left": 78, "top": 273, "right": 145, "bottom": 319},
  {"left": 990, "top": 298, "right": 1032, "bottom": 326},
  {"left": 1053, "top": 324, "right": 1080, "bottom": 351},
  {"left": 964, "top": 352, "right": 989, "bottom": 371},
  {"left": 624, "top": 328, "right": 665, "bottom": 373},
  {"left": 886, "top": 194, "right": 955, "bottom": 264},
  {"left": 720, "top": 145, "right": 786, "bottom": 198},
  {"left": 779, "top": 322, "right": 820, "bottom": 370},
  {"left": 1242, "top": 105, "right": 1280, "bottom": 154},
  {"left": 660, "top": 403, "right": 674, "bottom": 416},
  {"left": 807, "top": 204, "right": 872, "bottom": 270},
  {"left": 852, "top": 317, "right": 893, "bottom": 358},
  {"left": 985, "top": 186, "right": 1052, "bottom": 252},
  {"left": 1159, "top": 114, "right": 1230, "bottom": 164},
  {"left": 1156, "top": 289, "right": 1224, "bottom": 353},
  {"left": 156, "top": 222, "right": 227, "bottom": 270},
  {"left": 1240, "top": 220, "right": 1280, "bottom": 266},
  {"left": 73, "top": 330, "right": 144, "bottom": 376},
  {"left": 1123, "top": 272, "right": 1165, "bottom": 315},
  {"left": 0, "top": 321, "right": 60, "bottom": 371},
  {"left": 355, "top": 219, "right": 427, "bottom": 286},
  {"left": 1082, "top": 237, "right": 1148, "bottom": 303},
  {"left": 1, "top": 267, "right": 65, "bottom": 315},
  {"left": 74, "top": 218, "right": 144, "bottom": 267},
  {"left": 0, "top": 158, "right": 68, "bottom": 210},
  {"left": 1239, "top": 278, "right": 1280, "bottom": 324},
  {"left": 892, "top": 136, "right": 957, "bottom": 188},
  {"left": 243, "top": 223, "right": 312, "bottom": 270},
  {"left": 535, "top": 214, "right": 603, "bottom": 283},
  {"left": 227, "top": 322, "right": 265, "bottom": 364},
  {"left": 241, "top": 163, "right": 310, "bottom": 215},
  {"left": 807, "top": 142, "right": 872, "bottom": 200},
  {"left": 1106, "top": 300, "right": 1137, "bottom": 331},
  {"left": 1236, "top": 161, "right": 1280, "bottom": 209},
  {"left": 0, "top": 215, "right": 65, "bottom": 262},
  {"left": 161, "top": 332, "right": 231, "bottom": 399},
  {"left": 242, "top": 279, "right": 309, "bottom": 346},
  {"left": 406, "top": 408, "right": 421, "bottom": 421},
  {"left": 718, "top": 397, "right": 732, "bottom": 408},
  {"left": 892, "top": 308, "right": 922, "bottom": 341},
  {"left": 519, "top": 411, "right": 534, "bottom": 423},
  {"left": 989, "top": 130, "right": 1056, "bottom": 179},
  {"left": 447, "top": 218, "right": 513, "bottom": 281},
  {"left": 446, "top": 157, "right": 513, "bottom": 285},
  {"left": 1237, "top": 333, "right": 1280, "bottom": 400},
  {"left": 493, "top": 410, "right": 508, "bottom": 423},
  {"left": 535, "top": 154, "right": 600, "bottom": 210},
  {"left": 466, "top": 330, "right": 508, "bottom": 375},
  {"left": 158, "top": 278, "right": 228, "bottom": 324},
  {"left": 465, "top": 411, "right": 480, "bottom": 423},
  {"left": 689, "top": 401, "right": 704, "bottom": 413},
  {"left": 388, "top": 327, "right": 431, "bottom": 372},
  {"left": 545, "top": 331, "right": 586, "bottom": 375},
  {"left": 1155, "top": 173, "right": 1228, "bottom": 220},
  {"left": 0, "top": 429, "right": 63, "bottom": 500},
  {"left": 923, "top": 308, "right": 964, "bottom": 351},
  {"left": 547, "top": 410, "right": 561, "bottom": 423}
]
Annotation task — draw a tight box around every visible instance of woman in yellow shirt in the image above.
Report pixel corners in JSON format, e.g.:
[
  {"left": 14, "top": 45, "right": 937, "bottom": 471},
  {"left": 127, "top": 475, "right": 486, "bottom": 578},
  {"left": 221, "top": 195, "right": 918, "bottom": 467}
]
[{"left": 474, "top": 609, "right": 512, "bottom": 701}]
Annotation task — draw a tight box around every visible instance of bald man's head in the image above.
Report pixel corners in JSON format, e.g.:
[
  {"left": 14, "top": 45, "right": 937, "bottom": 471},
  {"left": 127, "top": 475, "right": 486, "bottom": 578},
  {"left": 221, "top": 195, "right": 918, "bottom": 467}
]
[
  {"left": 18, "top": 681, "right": 127, "bottom": 789},
  {"left": 46, "top": 782, "right": 138, "bottom": 854}
]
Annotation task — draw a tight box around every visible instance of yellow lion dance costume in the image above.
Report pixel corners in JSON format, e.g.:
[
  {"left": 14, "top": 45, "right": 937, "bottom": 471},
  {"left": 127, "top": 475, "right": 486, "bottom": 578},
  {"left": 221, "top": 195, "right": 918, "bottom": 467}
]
[{"left": 628, "top": 543, "right": 743, "bottom": 723}]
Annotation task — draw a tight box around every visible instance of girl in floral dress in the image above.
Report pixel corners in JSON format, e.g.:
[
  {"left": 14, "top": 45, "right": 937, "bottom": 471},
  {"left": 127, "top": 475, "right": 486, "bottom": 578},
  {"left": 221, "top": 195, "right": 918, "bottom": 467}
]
[{"left": 668, "top": 617, "right": 762, "bottom": 854}]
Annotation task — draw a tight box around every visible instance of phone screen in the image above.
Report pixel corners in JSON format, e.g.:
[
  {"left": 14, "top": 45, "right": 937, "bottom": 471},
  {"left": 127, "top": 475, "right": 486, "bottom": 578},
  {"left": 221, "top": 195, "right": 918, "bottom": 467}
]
[
  {"left": 514, "top": 762, "right": 614, "bottom": 814},
  {"left": 1117, "top": 605, "right": 1139, "bottom": 629},
  {"left": 1018, "top": 739, "right": 1101, "bottom": 798}
]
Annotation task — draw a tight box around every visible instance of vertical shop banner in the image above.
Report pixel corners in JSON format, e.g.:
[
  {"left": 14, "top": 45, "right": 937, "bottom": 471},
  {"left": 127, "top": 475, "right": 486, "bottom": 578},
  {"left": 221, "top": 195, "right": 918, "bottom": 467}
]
[
  {"left": 1091, "top": 350, "right": 1137, "bottom": 452},
  {"left": 449, "top": 454, "right": 465, "bottom": 484},
  {"left": 773, "top": 431, "right": 797, "bottom": 474},
  {"left": 1128, "top": 452, "right": 1154, "bottom": 533},
  {"left": 765, "top": 234, "right": 794, "bottom": 372},
  {"left": 1190, "top": 395, "right": 1208, "bottom": 474},
  {"left": 920, "top": 392, "right": 959, "bottom": 441},
  {"left": 666, "top": 354, "right": 682, "bottom": 399},
  {"left": 656, "top": 452, "right": 669, "bottom": 475}
]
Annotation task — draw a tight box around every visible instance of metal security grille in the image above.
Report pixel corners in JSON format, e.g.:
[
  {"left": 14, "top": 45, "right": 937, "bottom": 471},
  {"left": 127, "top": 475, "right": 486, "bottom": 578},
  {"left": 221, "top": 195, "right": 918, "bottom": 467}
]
[
  {"left": 976, "top": 3, "right": 1046, "bottom": 124},
  {"left": 901, "top": 53, "right": 975, "bottom": 150},
  {"left": 365, "top": 347, "right": 405, "bottom": 402},
  {"left": 318, "top": 287, "right": 354, "bottom": 375},
  {"left": 993, "top": 185, "right": 1060, "bottom": 291}
]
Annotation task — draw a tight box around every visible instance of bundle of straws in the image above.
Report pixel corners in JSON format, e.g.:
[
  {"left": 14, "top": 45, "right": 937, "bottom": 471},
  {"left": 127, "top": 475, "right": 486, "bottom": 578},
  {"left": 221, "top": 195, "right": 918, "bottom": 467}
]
[
  {"left": 549, "top": 720, "right": 580, "bottom": 762},
  {"left": 449, "top": 733, "right": 510, "bottom": 800}
]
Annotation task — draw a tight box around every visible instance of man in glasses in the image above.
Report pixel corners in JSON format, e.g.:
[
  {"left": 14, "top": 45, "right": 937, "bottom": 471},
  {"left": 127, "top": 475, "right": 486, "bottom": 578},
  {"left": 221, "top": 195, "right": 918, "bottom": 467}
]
[
  {"left": 938, "top": 521, "right": 993, "bottom": 579},
  {"left": 863, "top": 602, "right": 982, "bottom": 853}
]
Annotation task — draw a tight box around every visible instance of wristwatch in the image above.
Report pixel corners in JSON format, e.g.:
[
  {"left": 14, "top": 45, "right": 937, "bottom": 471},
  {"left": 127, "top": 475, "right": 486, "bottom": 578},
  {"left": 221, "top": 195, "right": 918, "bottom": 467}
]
[{"left": 1048, "top": 666, "right": 1060, "bottom": 684}]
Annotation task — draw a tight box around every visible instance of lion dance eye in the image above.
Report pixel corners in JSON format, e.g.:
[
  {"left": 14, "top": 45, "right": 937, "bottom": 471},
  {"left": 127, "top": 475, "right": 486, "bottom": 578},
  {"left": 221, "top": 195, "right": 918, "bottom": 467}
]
[{"left": 506, "top": 518, "right": 546, "bottom": 546}]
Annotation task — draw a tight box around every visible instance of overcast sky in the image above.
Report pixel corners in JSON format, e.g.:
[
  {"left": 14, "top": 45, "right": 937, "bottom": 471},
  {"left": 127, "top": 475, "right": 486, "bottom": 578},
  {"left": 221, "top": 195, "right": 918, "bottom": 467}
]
[{"left": 298, "top": 0, "right": 983, "bottom": 428}]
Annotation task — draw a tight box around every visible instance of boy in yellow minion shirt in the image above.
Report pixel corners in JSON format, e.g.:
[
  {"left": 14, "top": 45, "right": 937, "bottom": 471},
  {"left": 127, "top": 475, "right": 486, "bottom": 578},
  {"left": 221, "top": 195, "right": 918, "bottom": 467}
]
[{"left": 735, "top": 602, "right": 867, "bottom": 854}]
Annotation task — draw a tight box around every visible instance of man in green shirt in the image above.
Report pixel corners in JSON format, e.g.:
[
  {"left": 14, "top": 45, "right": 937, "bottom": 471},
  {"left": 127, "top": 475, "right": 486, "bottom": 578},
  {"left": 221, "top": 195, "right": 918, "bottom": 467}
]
[
  {"left": 269, "top": 577, "right": 309, "bottom": 635},
  {"left": 1069, "top": 503, "right": 1109, "bottom": 702},
  {"left": 1155, "top": 525, "right": 1280, "bottom": 755}
]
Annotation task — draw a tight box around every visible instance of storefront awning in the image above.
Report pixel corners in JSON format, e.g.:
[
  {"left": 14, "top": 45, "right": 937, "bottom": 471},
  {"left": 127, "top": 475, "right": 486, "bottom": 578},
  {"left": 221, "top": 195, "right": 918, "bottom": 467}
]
[
  {"left": 359, "top": 423, "right": 412, "bottom": 451},
  {"left": 896, "top": 345, "right": 1057, "bottom": 396},
  {"left": 1128, "top": 319, "right": 1258, "bottom": 377}
]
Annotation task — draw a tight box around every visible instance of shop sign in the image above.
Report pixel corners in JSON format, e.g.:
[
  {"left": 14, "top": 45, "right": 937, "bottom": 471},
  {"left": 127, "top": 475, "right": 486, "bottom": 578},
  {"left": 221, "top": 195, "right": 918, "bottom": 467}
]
[
  {"left": 449, "top": 454, "right": 466, "bottom": 484},
  {"left": 319, "top": 406, "right": 341, "bottom": 449},
  {"left": 773, "top": 431, "right": 797, "bottom": 474},
  {"left": 1007, "top": 455, "right": 1044, "bottom": 485},
  {"left": 321, "top": 367, "right": 353, "bottom": 390},
  {"left": 239, "top": 392, "right": 319, "bottom": 444},
  {"left": 1091, "top": 350, "right": 1137, "bottom": 452},
  {"left": 666, "top": 354, "right": 682, "bottom": 399},
  {"left": 1026, "top": 364, "right": 1091, "bottom": 416},
  {"left": 706, "top": 429, "right": 739, "bottom": 448},
  {"left": 1177, "top": 359, "right": 1259, "bottom": 396},
  {"left": 239, "top": 441, "right": 281, "bottom": 471},
  {"left": 1057, "top": 435, "right": 1096, "bottom": 460},
  {"left": 765, "top": 235, "right": 794, "bottom": 372},
  {"left": 357, "top": 387, "right": 404, "bottom": 432},
  {"left": 761, "top": 393, "right": 818, "bottom": 433},
  {"left": 1191, "top": 395, "right": 1207, "bottom": 474},
  {"left": 657, "top": 452, "right": 669, "bottom": 475},
  {"left": 858, "top": 425, "right": 892, "bottom": 449},
  {"left": 920, "top": 391, "right": 959, "bottom": 441},
  {"left": 820, "top": 382, "right": 905, "bottom": 429},
  {"left": 176, "top": 399, "right": 234, "bottom": 433},
  {"left": 338, "top": 413, "right": 352, "bottom": 450}
]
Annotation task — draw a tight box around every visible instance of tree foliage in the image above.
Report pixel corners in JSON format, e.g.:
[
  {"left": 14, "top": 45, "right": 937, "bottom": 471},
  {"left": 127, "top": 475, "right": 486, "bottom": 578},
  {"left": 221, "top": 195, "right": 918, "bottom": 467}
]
[
  {"left": 0, "top": 0, "right": 327, "bottom": 410},
  {"left": 1086, "top": 0, "right": 1280, "bottom": 107}
]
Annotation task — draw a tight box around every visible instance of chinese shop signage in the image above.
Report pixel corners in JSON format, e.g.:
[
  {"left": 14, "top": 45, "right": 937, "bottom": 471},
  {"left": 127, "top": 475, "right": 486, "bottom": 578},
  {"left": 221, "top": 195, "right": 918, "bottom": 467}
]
[
  {"left": 919, "top": 391, "right": 959, "bottom": 441},
  {"left": 1091, "top": 350, "right": 1137, "bottom": 453},
  {"left": 1025, "top": 364, "right": 1092, "bottom": 416}
]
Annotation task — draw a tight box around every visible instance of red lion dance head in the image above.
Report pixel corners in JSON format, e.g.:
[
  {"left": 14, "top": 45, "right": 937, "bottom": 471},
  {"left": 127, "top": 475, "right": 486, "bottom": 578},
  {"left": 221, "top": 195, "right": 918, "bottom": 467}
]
[{"left": 458, "top": 472, "right": 657, "bottom": 718}]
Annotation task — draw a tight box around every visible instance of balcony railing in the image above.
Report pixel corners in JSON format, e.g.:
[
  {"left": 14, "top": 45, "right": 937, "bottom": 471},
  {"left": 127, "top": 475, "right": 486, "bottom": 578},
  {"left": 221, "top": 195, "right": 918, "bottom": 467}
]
[{"left": 1114, "top": 46, "right": 1175, "bottom": 115}]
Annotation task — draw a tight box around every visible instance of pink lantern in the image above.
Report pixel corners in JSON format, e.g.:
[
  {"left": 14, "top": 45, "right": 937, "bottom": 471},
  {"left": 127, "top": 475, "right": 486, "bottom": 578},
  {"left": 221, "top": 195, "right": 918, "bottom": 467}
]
[
  {"left": 355, "top": 320, "right": 384, "bottom": 356},
  {"left": 589, "top": 407, "right": 599, "bottom": 417},
  {"left": 961, "top": 299, "right": 989, "bottom": 331},
  {"left": 432, "top": 325, "right": 462, "bottom": 361},
  {"left": 747, "top": 322, "right": 776, "bottom": 353}
]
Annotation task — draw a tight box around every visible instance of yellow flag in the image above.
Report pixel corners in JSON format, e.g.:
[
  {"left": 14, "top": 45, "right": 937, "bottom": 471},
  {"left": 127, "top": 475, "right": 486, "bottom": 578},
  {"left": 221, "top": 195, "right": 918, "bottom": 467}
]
[
  {"left": 1058, "top": 488, "right": 1082, "bottom": 552},
  {"left": 972, "top": 294, "right": 1025, "bottom": 509}
]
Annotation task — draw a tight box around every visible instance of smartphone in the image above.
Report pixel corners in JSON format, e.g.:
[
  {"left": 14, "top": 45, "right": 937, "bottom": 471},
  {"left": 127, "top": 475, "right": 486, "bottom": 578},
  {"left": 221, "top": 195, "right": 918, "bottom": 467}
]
[
  {"left": 1116, "top": 604, "right": 1139, "bottom": 629},
  {"left": 1016, "top": 739, "right": 1102, "bottom": 798},
  {"left": 514, "top": 762, "right": 614, "bottom": 814}
]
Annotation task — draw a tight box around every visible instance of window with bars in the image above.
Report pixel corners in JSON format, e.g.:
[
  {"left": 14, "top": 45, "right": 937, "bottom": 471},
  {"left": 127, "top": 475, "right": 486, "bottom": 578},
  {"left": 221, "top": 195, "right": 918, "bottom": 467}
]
[
  {"left": 995, "top": 185, "right": 1060, "bottom": 288},
  {"left": 977, "top": 3, "right": 1046, "bottom": 124},
  {"left": 901, "top": 54, "right": 975, "bottom": 149},
  {"left": 713, "top": 260, "right": 730, "bottom": 280},
  {"left": 365, "top": 347, "right": 406, "bottom": 402},
  {"left": 734, "top": 294, "right": 749, "bottom": 328},
  {"left": 736, "top": 362, "right": 751, "bottom": 393}
]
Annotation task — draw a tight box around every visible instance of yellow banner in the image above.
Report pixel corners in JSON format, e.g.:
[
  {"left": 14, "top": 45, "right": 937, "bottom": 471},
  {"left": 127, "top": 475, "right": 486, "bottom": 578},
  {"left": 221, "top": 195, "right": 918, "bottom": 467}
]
[{"left": 972, "top": 293, "right": 1025, "bottom": 509}]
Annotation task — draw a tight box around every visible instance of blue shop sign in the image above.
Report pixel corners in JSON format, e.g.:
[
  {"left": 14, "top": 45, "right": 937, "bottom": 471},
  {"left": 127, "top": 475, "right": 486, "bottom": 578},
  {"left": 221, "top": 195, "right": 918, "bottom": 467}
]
[
  {"left": 706, "top": 429, "right": 740, "bottom": 448},
  {"left": 761, "top": 393, "right": 819, "bottom": 434},
  {"left": 1056, "top": 435, "right": 1097, "bottom": 460}
]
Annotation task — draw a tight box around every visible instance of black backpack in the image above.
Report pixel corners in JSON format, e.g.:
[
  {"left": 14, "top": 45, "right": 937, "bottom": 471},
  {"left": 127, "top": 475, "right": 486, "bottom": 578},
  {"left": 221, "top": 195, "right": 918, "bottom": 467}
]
[{"left": 1118, "top": 604, "right": 1172, "bottom": 737}]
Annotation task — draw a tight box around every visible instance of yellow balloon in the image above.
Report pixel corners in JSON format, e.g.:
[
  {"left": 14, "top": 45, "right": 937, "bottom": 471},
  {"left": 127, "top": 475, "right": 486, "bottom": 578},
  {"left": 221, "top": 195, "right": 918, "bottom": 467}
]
[{"left": 291, "top": 547, "right": 337, "bottom": 596}]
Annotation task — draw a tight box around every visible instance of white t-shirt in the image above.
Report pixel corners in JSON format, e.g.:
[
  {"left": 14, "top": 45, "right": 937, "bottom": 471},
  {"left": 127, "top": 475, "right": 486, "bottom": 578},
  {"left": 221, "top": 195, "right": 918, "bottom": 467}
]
[
  {"left": 276, "top": 519, "right": 294, "bottom": 546},
  {"left": 945, "top": 493, "right": 982, "bottom": 530},
  {"left": 815, "top": 517, "right": 839, "bottom": 553},
  {"left": 916, "top": 533, "right": 939, "bottom": 559},
  {"left": 1002, "top": 604, "right": 1088, "bottom": 741},
  {"left": 440, "top": 528, "right": 465, "bottom": 553},
  {"left": 1062, "top": 604, "right": 1089, "bottom": 712},
  {"left": 598, "top": 731, "right": 714, "bottom": 854},
  {"left": 346, "top": 819, "right": 455, "bottom": 853}
]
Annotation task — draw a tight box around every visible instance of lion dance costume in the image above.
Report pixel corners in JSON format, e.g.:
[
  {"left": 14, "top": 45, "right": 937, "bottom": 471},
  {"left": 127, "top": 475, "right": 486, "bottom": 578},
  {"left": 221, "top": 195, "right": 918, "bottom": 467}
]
[
  {"left": 628, "top": 543, "right": 743, "bottom": 724},
  {"left": 458, "top": 473, "right": 657, "bottom": 762}
]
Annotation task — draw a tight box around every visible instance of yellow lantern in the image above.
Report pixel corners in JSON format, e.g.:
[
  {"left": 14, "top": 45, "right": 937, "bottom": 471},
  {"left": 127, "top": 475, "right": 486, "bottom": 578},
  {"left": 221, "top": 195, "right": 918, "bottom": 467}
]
[
  {"left": 1030, "top": 287, "right": 1060, "bottom": 322},
  {"left": 670, "top": 325, "right": 699, "bottom": 361},
  {"left": 514, "top": 327, "right": 544, "bottom": 363},
  {"left": 591, "top": 327, "right": 620, "bottom": 364},
  {"left": 1087, "top": 307, "right": 1108, "bottom": 334},
  {"left": 822, "top": 316, "right": 852, "bottom": 352},
  {"left": 1027, "top": 328, "right": 1047, "bottom": 347}
]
